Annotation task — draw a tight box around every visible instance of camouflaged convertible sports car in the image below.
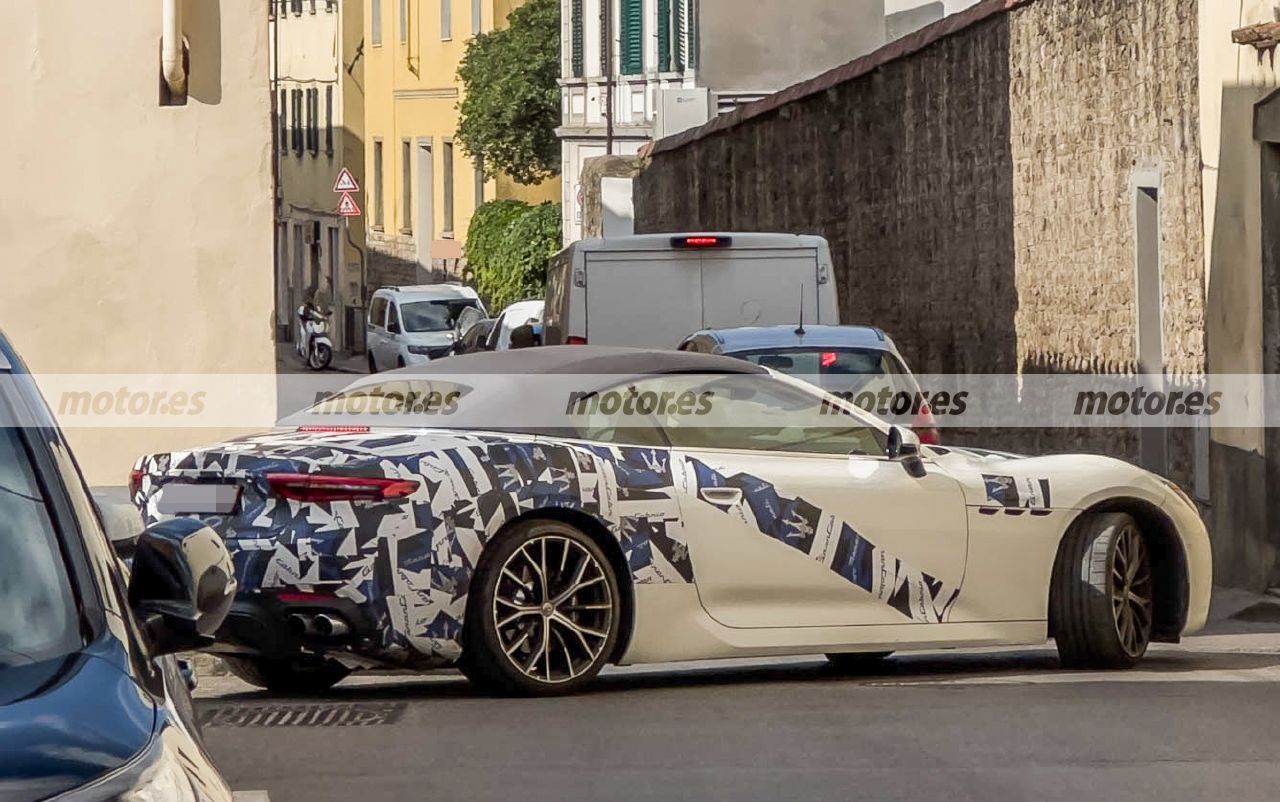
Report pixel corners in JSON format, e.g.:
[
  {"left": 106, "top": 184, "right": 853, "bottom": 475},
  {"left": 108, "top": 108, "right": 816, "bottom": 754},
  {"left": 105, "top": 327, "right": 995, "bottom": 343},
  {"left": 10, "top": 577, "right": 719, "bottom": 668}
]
[{"left": 132, "top": 348, "right": 1211, "bottom": 696}]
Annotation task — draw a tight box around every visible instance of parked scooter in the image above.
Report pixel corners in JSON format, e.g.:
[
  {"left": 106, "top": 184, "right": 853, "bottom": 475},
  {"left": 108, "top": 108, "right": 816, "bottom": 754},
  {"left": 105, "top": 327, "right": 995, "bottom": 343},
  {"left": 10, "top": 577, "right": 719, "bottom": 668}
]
[{"left": 296, "top": 303, "right": 334, "bottom": 371}]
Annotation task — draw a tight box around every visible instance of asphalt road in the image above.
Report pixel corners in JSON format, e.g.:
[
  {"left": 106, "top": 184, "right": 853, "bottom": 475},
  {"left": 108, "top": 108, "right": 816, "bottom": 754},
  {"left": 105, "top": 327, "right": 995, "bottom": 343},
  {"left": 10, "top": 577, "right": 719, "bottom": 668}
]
[{"left": 196, "top": 628, "right": 1280, "bottom": 802}]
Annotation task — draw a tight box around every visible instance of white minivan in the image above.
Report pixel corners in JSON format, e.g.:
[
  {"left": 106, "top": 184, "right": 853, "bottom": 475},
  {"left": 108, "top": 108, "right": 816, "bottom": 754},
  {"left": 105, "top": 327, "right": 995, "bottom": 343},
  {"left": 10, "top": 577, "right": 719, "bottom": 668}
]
[
  {"left": 543, "top": 233, "right": 840, "bottom": 349},
  {"left": 367, "top": 284, "right": 487, "bottom": 372}
]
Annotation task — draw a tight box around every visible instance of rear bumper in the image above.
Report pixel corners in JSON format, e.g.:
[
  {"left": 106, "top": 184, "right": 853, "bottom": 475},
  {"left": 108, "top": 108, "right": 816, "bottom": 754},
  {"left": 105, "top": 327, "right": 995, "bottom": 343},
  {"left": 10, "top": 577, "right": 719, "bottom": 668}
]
[{"left": 211, "top": 592, "right": 378, "bottom": 661}]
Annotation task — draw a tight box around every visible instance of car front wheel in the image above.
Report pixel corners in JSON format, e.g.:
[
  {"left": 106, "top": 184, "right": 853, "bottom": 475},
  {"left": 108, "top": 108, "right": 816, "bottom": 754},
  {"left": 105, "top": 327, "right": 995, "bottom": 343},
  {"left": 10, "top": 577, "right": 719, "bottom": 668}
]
[
  {"left": 1050, "top": 511, "right": 1154, "bottom": 669},
  {"left": 462, "top": 519, "right": 621, "bottom": 696}
]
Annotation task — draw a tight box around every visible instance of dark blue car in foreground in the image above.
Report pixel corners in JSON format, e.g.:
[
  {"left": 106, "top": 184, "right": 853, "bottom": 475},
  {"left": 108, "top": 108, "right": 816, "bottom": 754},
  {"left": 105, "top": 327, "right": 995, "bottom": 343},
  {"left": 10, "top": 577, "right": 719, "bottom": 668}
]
[{"left": 0, "top": 331, "right": 237, "bottom": 801}]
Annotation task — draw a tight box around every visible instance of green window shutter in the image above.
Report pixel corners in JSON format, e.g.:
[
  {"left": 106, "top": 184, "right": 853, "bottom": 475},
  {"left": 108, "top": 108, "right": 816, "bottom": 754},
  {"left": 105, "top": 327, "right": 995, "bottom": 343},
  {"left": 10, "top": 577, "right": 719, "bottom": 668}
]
[
  {"left": 674, "top": 0, "right": 686, "bottom": 70},
  {"left": 658, "top": 0, "right": 671, "bottom": 73},
  {"left": 620, "top": 0, "right": 643, "bottom": 76},
  {"left": 600, "top": 0, "right": 609, "bottom": 75},
  {"left": 571, "top": 0, "right": 584, "bottom": 77}
]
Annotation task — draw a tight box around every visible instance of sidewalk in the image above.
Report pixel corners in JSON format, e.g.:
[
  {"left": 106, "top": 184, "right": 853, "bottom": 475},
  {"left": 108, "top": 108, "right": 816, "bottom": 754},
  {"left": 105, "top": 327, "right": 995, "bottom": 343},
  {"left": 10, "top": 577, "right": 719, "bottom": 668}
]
[{"left": 275, "top": 342, "right": 367, "bottom": 375}]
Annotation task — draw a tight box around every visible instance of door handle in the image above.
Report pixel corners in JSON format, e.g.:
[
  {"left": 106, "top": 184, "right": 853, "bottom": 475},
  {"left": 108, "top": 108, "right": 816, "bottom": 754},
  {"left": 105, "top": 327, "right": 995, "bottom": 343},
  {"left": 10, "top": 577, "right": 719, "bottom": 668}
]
[{"left": 700, "top": 487, "right": 743, "bottom": 505}]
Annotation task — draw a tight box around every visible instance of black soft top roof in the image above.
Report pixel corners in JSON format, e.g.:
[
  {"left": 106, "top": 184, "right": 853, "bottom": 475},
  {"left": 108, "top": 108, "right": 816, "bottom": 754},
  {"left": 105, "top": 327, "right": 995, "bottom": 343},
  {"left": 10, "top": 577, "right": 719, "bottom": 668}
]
[{"left": 383, "top": 346, "right": 767, "bottom": 377}]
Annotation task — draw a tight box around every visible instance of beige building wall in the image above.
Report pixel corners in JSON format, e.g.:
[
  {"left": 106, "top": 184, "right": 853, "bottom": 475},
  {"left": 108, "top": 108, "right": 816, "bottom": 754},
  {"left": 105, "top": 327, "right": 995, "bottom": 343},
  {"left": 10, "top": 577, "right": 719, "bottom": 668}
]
[
  {"left": 0, "top": 0, "right": 276, "bottom": 484},
  {"left": 1200, "top": 0, "right": 1280, "bottom": 589}
]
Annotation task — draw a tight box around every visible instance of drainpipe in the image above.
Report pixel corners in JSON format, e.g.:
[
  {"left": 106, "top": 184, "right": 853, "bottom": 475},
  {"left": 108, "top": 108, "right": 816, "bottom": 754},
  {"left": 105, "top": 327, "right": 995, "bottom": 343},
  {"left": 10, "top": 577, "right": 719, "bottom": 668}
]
[{"left": 162, "top": 0, "right": 187, "bottom": 97}]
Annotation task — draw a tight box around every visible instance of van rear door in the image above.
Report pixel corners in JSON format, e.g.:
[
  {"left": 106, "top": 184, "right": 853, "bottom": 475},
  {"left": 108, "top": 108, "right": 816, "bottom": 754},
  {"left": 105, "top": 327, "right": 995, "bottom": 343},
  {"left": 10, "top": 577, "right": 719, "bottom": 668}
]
[
  {"left": 700, "top": 247, "right": 823, "bottom": 330},
  {"left": 584, "top": 251, "right": 702, "bottom": 348}
]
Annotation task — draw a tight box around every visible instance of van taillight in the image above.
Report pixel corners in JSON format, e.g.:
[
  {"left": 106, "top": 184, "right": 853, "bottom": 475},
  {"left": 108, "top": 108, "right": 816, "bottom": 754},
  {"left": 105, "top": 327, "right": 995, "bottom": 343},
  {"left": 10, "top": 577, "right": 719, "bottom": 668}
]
[
  {"left": 567, "top": 336, "right": 588, "bottom": 345},
  {"left": 913, "top": 403, "right": 941, "bottom": 446},
  {"left": 266, "top": 473, "right": 420, "bottom": 502},
  {"left": 671, "top": 235, "right": 733, "bottom": 249}
]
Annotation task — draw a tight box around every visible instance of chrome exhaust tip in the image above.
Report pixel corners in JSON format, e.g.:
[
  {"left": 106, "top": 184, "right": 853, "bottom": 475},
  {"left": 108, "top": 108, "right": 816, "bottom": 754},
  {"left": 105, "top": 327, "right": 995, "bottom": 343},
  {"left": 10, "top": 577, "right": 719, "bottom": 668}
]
[
  {"left": 287, "top": 613, "right": 314, "bottom": 638},
  {"left": 314, "top": 613, "right": 350, "bottom": 638}
]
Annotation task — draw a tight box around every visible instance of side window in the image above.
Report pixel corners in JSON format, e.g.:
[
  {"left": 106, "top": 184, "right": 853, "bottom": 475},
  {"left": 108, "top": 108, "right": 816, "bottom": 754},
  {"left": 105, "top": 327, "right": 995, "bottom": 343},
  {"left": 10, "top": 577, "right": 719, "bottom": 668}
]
[
  {"left": 566, "top": 383, "right": 670, "bottom": 449},
  {"left": 644, "top": 375, "right": 885, "bottom": 457},
  {"left": 388, "top": 303, "right": 401, "bottom": 332},
  {"left": 369, "top": 296, "right": 388, "bottom": 329}
]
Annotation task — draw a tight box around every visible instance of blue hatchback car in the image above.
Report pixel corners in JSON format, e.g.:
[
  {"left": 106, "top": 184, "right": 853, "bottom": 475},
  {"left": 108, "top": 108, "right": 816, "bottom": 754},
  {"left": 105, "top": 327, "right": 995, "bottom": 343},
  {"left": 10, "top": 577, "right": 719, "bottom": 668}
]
[{"left": 0, "top": 331, "right": 237, "bottom": 801}]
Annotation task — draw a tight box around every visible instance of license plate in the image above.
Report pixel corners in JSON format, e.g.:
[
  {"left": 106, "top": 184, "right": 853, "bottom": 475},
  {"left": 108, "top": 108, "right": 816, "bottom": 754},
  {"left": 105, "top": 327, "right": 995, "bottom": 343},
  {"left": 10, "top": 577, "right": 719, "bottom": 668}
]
[{"left": 156, "top": 483, "right": 241, "bottom": 515}]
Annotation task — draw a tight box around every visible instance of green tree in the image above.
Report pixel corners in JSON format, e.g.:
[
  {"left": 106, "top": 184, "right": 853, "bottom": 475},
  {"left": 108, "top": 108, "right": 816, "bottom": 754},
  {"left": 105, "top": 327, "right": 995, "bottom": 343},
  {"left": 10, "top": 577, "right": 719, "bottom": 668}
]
[
  {"left": 466, "top": 200, "right": 562, "bottom": 311},
  {"left": 456, "top": 0, "right": 561, "bottom": 185}
]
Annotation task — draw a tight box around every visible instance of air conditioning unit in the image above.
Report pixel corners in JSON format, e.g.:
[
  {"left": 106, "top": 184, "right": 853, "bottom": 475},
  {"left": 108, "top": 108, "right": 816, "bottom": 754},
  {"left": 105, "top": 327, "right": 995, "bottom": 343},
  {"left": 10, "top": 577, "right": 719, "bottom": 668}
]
[{"left": 654, "top": 87, "right": 718, "bottom": 141}]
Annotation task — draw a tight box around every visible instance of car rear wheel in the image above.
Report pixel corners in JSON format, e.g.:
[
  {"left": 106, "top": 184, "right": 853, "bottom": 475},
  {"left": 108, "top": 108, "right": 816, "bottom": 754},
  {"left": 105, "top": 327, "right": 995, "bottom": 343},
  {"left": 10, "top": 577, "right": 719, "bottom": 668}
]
[
  {"left": 826, "top": 652, "right": 894, "bottom": 673},
  {"left": 1051, "top": 511, "right": 1154, "bottom": 669},
  {"left": 221, "top": 655, "right": 350, "bottom": 695},
  {"left": 462, "top": 519, "right": 621, "bottom": 697}
]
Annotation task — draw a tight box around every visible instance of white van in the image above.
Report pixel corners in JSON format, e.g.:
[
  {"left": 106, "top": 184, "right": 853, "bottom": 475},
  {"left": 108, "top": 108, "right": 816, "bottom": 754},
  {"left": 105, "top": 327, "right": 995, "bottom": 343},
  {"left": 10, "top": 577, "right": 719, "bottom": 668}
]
[
  {"left": 543, "top": 233, "right": 840, "bottom": 349},
  {"left": 366, "top": 284, "right": 486, "bottom": 371}
]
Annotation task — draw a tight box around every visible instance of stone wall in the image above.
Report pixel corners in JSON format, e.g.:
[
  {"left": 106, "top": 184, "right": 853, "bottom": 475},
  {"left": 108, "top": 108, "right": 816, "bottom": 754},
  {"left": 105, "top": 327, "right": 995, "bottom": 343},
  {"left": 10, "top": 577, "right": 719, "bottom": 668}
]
[{"left": 635, "top": 0, "right": 1205, "bottom": 484}]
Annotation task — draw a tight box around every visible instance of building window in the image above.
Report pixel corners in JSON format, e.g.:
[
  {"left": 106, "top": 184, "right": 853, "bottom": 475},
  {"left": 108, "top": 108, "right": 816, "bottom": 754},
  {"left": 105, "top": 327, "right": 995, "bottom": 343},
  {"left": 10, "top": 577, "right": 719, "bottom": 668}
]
[
  {"left": 372, "top": 0, "right": 383, "bottom": 45},
  {"left": 570, "top": 0, "right": 584, "bottom": 77},
  {"left": 326, "top": 0, "right": 337, "bottom": 11},
  {"left": 325, "top": 86, "right": 334, "bottom": 156},
  {"left": 658, "top": 0, "right": 670, "bottom": 72},
  {"left": 292, "top": 89, "right": 304, "bottom": 154},
  {"left": 399, "top": 0, "right": 408, "bottom": 43},
  {"left": 472, "top": 0, "right": 482, "bottom": 34},
  {"left": 474, "top": 157, "right": 485, "bottom": 207},
  {"left": 600, "top": 0, "right": 610, "bottom": 75},
  {"left": 660, "top": 0, "right": 687, "bottom": 72},
  {"left": 291, "top": 0, "right": 303, "bottom": 15},
  {"left": 279, "top": 90, "right": 289, "bottom": 154},
  {"left": 442, "top": 140, "right": 455, "bottom": 235},
  {"left": 373, "top": 140, "right": 384, "bottom": 229},
  {"left": 401, "top": 140, "right": 413, "bottom": 233},
  {"left": 441, "top": 0, "right": 452, "bottom": 40},
  {"left": 309, "top": 0, "right": 317, "bottom": 13},
  {"left": 620, "top": 0, "right": 643, "bottom": 75}
]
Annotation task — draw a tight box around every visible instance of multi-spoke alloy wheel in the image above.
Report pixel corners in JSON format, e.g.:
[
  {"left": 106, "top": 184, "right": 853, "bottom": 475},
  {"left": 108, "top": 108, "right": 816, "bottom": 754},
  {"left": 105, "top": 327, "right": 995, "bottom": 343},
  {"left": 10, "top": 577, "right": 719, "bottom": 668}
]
[
  {"left": 1051, "top": 511, "right": 1155, "bottom": 669},
  {"left": 1110, "top": 521, "right": 1153, "bottom": 658},
  {"left": 463, "top": 520, "right": 621, "bottom": 696}
]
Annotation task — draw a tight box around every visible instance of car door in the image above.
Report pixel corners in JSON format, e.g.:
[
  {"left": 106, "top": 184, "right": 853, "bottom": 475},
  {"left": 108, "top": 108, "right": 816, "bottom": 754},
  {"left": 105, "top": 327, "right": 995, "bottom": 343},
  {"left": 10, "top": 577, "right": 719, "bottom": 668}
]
[{"left": 646, "top": 373, "right": 969, "bottom": 629}]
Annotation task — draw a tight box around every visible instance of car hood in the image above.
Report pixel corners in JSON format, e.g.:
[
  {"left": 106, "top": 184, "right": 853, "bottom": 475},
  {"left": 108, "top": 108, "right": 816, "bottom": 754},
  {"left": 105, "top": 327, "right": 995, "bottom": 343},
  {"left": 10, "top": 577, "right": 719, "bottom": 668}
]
[
  {"left": 928, "top": 445, "right": 1168, "bottom": 510},
  {"left": 399, "top": 331, "right": 455, "bottom": 347},
  {"left": 0, "top": 644, "right": 156, "bottom": 801}
]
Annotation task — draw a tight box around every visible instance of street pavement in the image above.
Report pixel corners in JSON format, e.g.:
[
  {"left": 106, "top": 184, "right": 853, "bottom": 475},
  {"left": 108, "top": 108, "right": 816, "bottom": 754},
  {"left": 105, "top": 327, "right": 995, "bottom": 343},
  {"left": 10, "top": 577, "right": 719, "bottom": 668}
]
[{"left": 197, "top": 621, "right": 1280, "bottom": 802}]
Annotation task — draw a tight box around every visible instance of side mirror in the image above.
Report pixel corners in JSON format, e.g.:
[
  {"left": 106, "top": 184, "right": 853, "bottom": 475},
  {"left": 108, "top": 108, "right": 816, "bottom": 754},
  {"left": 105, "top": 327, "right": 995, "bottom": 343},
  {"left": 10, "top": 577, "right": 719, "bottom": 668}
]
[
  {"left": 510, "top": 323, "right": 543, "bottom": 350},
  {"left": 127, "top": 518, "right": 237, "bottom": 656},
  {"left": 886, "top": 426, "right": 927, "bottom": 479},
  {"left": 386, "top": 320, "right": 402, "bottom": 335}
]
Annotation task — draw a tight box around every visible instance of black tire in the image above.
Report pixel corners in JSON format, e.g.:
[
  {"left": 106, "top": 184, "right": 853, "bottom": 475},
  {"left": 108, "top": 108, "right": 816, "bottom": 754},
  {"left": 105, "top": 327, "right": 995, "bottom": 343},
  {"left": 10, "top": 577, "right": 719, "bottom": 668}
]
[
  {"left": 309, "top": 343, "right": 333, "bottom": 371},
  {"left": 367, "top": 352, "right": 378, "bottom": 373},
  {"left": 221, "top": 655, "right": 351, "bottom": 695},
  {"left": 1050, "top": 512, "right": 1154, "bottom": 669},
  {"left": 825, "top": 652, "right": 894, "bottom": 673},
  {"left": 462, "top": 519, "right": 622, "bottom": 697},
  {"left": 396, "top": 356, "right": 407, "bottom": 369}
]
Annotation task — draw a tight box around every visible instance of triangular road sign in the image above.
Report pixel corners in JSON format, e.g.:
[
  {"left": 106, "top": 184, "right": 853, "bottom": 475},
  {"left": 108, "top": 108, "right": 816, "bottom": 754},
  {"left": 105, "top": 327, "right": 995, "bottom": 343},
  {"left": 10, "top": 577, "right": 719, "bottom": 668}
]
[
  {"left": 333, "top": 167, "right": 360, "bottom": 193},
  {"left": 337, "top": 192, "right": 362, "bottom": 217}
]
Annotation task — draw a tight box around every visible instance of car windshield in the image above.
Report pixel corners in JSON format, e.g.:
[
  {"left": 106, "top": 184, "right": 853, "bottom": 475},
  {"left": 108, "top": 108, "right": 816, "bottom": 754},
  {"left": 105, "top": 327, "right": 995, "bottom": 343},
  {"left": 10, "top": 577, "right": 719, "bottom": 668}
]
[
  {"left": 0, "top": 421, "right": 81, "bottom": 667},
  {"left": 400, "top": 300, "right": 481, "bottom": 333},
  {"left": 733, "top": 347, "right": 913, "bottom": 397}
]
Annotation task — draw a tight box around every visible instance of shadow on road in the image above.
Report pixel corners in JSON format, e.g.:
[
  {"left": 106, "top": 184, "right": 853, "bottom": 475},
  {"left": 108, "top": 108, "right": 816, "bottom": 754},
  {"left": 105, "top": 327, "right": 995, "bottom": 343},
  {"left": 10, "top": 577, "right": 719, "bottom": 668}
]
[{"left": 200, "top": 646, "right": 1280, "bottom": 706}]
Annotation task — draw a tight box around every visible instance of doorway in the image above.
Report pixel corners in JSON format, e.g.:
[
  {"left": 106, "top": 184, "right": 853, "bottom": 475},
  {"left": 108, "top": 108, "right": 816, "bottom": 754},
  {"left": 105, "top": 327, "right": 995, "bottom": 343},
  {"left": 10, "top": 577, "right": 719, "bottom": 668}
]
[
  {"left": 415, "top": 139, "right": 435, "bottom": 275},
  {"left": 1134, "top": 174, "right": 1166, "bottom": 476}
]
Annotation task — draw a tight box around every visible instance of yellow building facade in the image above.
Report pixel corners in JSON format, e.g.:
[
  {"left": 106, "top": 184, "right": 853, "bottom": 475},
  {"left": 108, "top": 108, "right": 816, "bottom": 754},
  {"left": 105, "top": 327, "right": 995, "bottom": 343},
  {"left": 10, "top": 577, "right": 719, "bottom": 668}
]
[{"left": 363, "top": 0, "right": 556, "bottom": 290}]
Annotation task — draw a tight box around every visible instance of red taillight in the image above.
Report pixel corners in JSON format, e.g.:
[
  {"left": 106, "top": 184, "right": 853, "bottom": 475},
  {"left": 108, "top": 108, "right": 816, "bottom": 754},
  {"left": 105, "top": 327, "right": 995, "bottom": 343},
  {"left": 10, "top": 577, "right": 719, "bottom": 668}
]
[
  {"left": 566, "top": 336, "right": 588, "bottom": 346},
  {"left": 912, "top": 403, "right": 941, "bottom": 445},
  {"left": 266, "top": 473, "right": 420, "bottom": 502},
  {"left": 296, "top": 425, "right": 372, "bottom": 434},
  {"left": 128, "top": 467, "right": 144, "bottom": 498},
  {"left": 820, "top": 351, "right": 839, "bottom": 368},
  {"left": 671, "top": 235, "right": 733, "bottom": 249},
  {"left": 276, "top": 591, "right": 338, "bottom": 603}
]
